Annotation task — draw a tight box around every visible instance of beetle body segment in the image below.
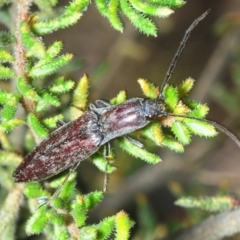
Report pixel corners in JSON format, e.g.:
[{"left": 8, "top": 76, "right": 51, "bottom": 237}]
[
  {"left": 13, "top": 97, "right": 166, "bottom": 182},
  {"left": 13, "top": 112, "right": 103, "bottom": 182},
  {"left": 95, "top": 98, "right": 166, "bottom": 145}
]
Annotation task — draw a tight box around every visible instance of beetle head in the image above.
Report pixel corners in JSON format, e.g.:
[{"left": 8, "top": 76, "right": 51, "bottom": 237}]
[{"left": 143, "top": 98, "right": 167, "bottom": 121}]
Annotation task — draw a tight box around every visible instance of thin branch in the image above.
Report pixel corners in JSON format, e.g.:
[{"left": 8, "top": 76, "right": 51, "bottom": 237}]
[
  {"left": 170, "top": 208, "right": 240, "bottom": 240},
  {"left": 13, "top": 0, "right": 31, "bottom": 78}
]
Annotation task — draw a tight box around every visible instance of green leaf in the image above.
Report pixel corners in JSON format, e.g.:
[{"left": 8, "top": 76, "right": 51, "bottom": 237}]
[
  {"left": 161, "top": 135, "right": 184, "bottom": 152},
  {"left": 108, "top": 0, "right": 123, "bottom": 32},
  {"left": 91, "top": 153, "right": 117, "bottom": 174},
  {"left": 36, "top": 41, "right": 63, "bottom": 66},
  {"left": 58, "top": 178, "right": 76, "bottom": 200},
  {"left": 80, "top": 226, "right": 98, "bottom": 240},
  {"left": 97, "top": 217, "right": 115, "bottom": 240},
  {"left": 177, "top": 77, "right": 195, "bottom": 98},
  {"left": 51, "top": 197, "right": 66, "bottom": 209},
  {"left": 1, "top": 94, "right": 19, "bottom": 122},
  {"left": 118, "top": 137, "right": 161, "bottom": 164},
  {"left": 175, "top": 196, "right": 236, "bottom": 212},
  {"left": 115, "top": 211, "right": 134, "bottom": 240},
  {"left": 71, "top": 195, "right": 87, "bottom": 227},
  {"left": 43, "top": 114, "right": 64, "bottom": 129},
  {"left": 0, "top": 151, "right": 22, "bottom": 167},
  {"left": 50, "top": 211, "right": 66, "bottom": 225},
  {"left": 138, "top": 78, "right": 159, "bottom": 99},
  {"left": 0, "top": 90, "right": 11, "bottom": 104},
  {"left": 26, "top": 205, "right": 49, "bottom": 234},
  {"left": 171, "top": 121, "right": 191, "bottom": 145},
  {"left": 184, "top": 119, "right": 218, "bottom": 137},
  {"left": 54, "top": 227, "right": 69, "bottom": 239},
  {"left": 129, "top": 0, "right": 173, "bottom": 17},
  {"left": 95, "top": 0, "right": 109, "bottom": 17},
  {"left": 148, "top": 0, "right": 185, "bottom": 8},
  {"left": 27, "top": 113, "right": 49, "bottom": 138},
  {"left": 164, "top": 85, "right": 178, "bottom": 111},
  {"left": 141, "top": 122, "right": 163, "bottom": 145},
  {"left": 48, "top": 77, "right": 75, "bottom": 94},
  {"left": 48, "top": 172, "right": 76, "bottom": 188},
  {"left": 21, "top": 21, "right": 45, "bottom": 58},
  {"left": 0, "top": 118, "right": 25, "bottom": 132},
  {"left": 33, "top": 10, "right": 82, "bottom": 35},
  {"left": 120, "top": 0, "right": 157, "bottom": 36},
  {"left": 24, "top": 182, "right": 50, "bottom": 198},
  {"left": 0, "top": 49, "right": 14, "bottom": 62},
  {"left": 0, "top": 65, "right": 15, "bottom": 79},
  {"left": 66, "top": 0, "right": 91, "bottom": 13},
  {"left": 84, "top": 191, "right": 104, "bottom": 210},
  {"left": 40, "top": 91, "right": 61, "bottom": 107},
  {"left": 30, "top": 54, "right": 73, "bottom": 78},
  {"left": 72, "top": 74, "right": 89, "bottom": 111},
  {"left": 0, "top": 31, "right": 16, "bottom": 46},
  {"left": 188, "top": 103, "right": 209, "bottom": 118},
  {"left": 110, "top": 90, "right": 127, "bottom": 105},
  {"left": 17, "top": 77, "right": 40, "bottom": 100}
]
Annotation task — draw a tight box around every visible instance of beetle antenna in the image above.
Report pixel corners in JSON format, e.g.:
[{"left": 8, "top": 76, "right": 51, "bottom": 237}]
[
  {"left": 159, "top": 9, "right": 211, "bottom": 98},
  {"left": 167, "top": 113, "right": 240, "bottom": 148}
]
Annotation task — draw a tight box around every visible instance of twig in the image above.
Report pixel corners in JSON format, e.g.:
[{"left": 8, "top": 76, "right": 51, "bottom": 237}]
[{"left": 170, "top": 208, "right": 240, "bottom": 240}]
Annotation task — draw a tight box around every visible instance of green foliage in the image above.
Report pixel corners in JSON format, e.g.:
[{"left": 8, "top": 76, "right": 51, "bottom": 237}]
[
  {"left": 21, "top": 20, "right": 46, "bottom": 58},
  {"left": 32, "top": 0, "right": 90, "bottom": 35},
  {"left": 120, "top": 78, "right": 217, "bottom": 156},
  {"left": 0, "top": 118, "right": 25, "bottom": 132},
  {"left": 24, "top": 182, "right": 50, "bottom": 198},
  {"left": 48, "top": 77, "right": 75, "bottom": 94},
  {"left": 27, "top": 113, "right": 49, "bottom": 138},
  {"left": 0, "top": 31, "right": 16, "bottom": 46},
  {"left": 25, "top": 174, "right": 133, "bottom": 238},
  {"left": 0, "top": 151, "right": 22, "bottom": 167},
  {"left": 43, "top": 114, "right": 64, "bottom": 129},
  {"left": 0, "top": 65, "right": 15, "bottom": 79},
  {"left": 0, "top": 49, "right": 14, "bottom": 62},
  {"left": 1, "top": 94, "right": 19, "bottom": 122},
  {"left": 110, "top": 90, "right": 127, "bottom": 105},
  {"left": 138, "top": 78, "right": 159, "bottom": 99},
  {"left": 91, "top": 152, "right": 117, "bottom": 174},
  {"left": 71, "top": 74, "right": 89, "bottom": 111},
  {"left": 175, "top": 196, "right": 239, "bottom": 212},
  {"left": 96, "top": 0, "right": 185, "bottom": 36},
  {"left": 115, "top": 211, "right": 134, "bottom": 240},
  {"left": 119, "top": 137, "right": 162, "bottom": 164}
]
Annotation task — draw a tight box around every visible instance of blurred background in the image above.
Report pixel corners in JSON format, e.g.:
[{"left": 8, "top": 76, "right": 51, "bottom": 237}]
[{"left": 4, "top": 0, "right": 240, "bottom": 239}]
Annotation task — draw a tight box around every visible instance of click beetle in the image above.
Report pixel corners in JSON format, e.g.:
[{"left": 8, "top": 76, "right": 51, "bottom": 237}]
[{"left": 13, "top": 9, "right": 240, "bottom": 183}]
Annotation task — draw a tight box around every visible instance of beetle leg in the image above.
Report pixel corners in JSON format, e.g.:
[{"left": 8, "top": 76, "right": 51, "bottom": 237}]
[
  {"left": 124, "top": 136, "right": 144, "bottom": 148},
  {"left": 38, "top": 161, "right": 81, "bottom": 209},
  {"left": 103, "top": 142, "right": 113, "bottom": 193},
  {"left": 95, "top": 99, "right": 111, "bottom": 107},
  {"left": 56, "top": 120, "right": 65, "bottom": 127},
  {"left": 89, "top": 103, "right": 97, "bottom": 110}
]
